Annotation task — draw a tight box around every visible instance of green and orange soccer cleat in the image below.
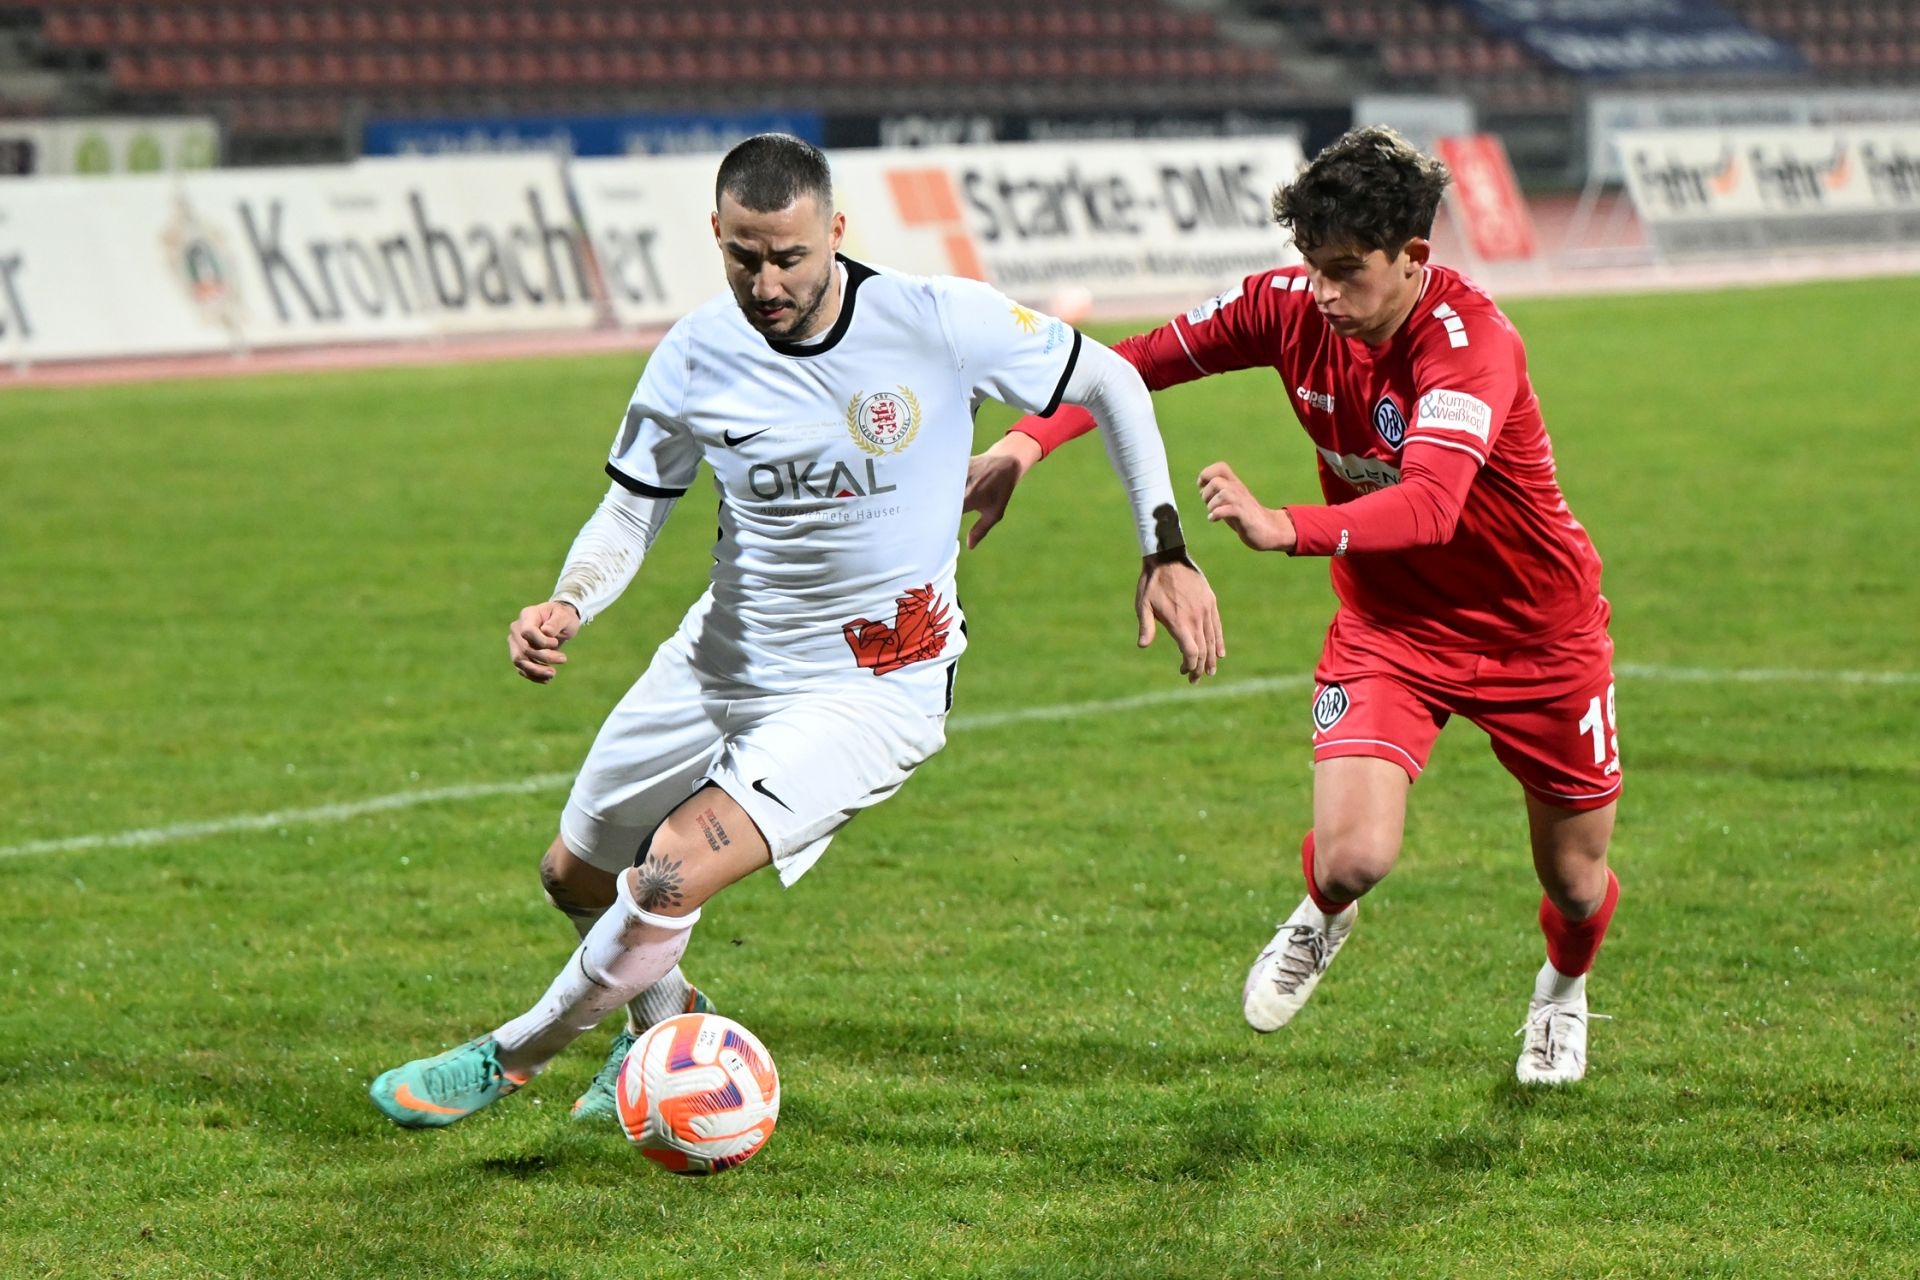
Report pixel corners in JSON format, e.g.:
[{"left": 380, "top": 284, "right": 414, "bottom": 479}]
[{"left": 369, "top": 1035, "right": 529, "bottom": 1129}]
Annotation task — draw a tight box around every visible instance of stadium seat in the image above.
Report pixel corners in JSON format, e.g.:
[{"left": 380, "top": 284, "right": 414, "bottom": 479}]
[{"left": 37, "top": 0, "right": 1307, "bottom": 146}]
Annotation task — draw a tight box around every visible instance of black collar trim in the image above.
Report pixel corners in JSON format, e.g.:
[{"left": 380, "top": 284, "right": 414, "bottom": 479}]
[{"left": 764, "top": 255, "right": 875, "bottom": 357}]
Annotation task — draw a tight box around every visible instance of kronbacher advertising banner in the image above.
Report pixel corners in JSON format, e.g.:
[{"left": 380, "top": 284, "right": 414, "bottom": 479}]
[
  {"left": 1, "top": 154, "right": 597, "bottom": 364},
  {"left": 1619, "top": 126, "right": 1920, "bottom": 258},
  {"left": 829, "top": 136, "right": 1308, "bottom": 307},
  {"left": 569, "top": 153, "right": 738, "bottom": 329},
  {"left": 0, "top": 174, "right": 231, "bottom": 362},
  {"left": 200, "top": 154, "right": 598, "bottom": 344}
]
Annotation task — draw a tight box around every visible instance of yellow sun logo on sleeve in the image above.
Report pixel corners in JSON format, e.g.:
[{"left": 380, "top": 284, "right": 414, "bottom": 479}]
[{"left": 1009, "top": 304, "right": 1041, "bottom": 334}]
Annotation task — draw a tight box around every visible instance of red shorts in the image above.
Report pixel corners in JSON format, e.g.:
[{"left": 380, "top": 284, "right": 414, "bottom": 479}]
[{"left": 1309, "top": 606, "right": 1623, "bottom": 811}]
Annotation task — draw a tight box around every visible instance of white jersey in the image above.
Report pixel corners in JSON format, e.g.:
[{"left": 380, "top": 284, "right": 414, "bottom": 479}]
[{"left": 608, "top": 257, "right": 1084, "bottom": 698}]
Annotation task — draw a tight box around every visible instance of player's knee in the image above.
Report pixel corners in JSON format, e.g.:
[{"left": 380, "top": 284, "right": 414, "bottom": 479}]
[
  {"left": 620, "top": 847, "right": 707, "bottom": 918},
  {"left": 540, "top": 840, "right": 616, "bottom": 921},
  {"left": 619, "top": 820, "right": 720, "bottom": 918},
  {"left": 1537, "top": 833, "right": 1612, "bottom": 919},
  {"left": 1314, "top": 829, "right": 1399, "bottom": 898},
  {"left": 1542, "top": 862, "right": 1610, "bottom": 921}
]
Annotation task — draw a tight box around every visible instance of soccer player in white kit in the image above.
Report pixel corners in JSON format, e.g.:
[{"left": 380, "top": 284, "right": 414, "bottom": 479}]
[{"left": 370, "top": 134, "right": 1226, "bottom": 1128}]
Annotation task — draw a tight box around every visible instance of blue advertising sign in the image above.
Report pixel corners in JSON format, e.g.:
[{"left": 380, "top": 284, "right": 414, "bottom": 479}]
[
  {"left": 362, "top": 110, "right": 824, "bottom": 158},
  {"left": 1449, "top": 1, "right": 1805, "bottom": 76}
]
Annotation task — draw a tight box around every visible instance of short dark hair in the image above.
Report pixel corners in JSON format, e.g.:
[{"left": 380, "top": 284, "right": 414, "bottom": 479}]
[
  {"left": 715, "top": 133, "right": 834, "bottom": 213},
  {"left": 1271, "top": 126, "right": 1451, "bottom": 255}
]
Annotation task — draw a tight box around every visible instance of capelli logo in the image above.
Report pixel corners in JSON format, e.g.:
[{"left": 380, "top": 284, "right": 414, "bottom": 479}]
[{"left": 1295, "top": 385, "right": 1335, "bottom": 413}]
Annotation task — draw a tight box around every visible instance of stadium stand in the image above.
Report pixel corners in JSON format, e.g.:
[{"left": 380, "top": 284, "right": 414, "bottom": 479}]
[
  {"left": 5, "top": 0, "right": 1296, "bottom": 161},
  {"left": 1247, "top": 0, "right": 1571, "bottom": 111},
  {"left": 5, "top": 0, "right": 1918, "bottom": 169},
  {"left": 1725, "top": 0, "right": 1920, "bottom": 79},
  {"left": 1254, "top": 0, "right": 1920, "bottom": 109}
]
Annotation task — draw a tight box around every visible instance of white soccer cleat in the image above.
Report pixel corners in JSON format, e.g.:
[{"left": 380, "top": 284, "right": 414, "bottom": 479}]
[
  {"left": 1514, "top": 988, "right": 1608, "bottom": 1084},
  {"left": 1242, "top": 896, "right": 1357, "bottom": 1033}
]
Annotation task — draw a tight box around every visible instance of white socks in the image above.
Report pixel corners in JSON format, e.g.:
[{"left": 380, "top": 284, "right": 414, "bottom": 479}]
[
  {"left": 1536, "top": 960, "right": 1586, "bottom": 1003},
  {"left": 494, "top": 869, "right": 700, "bottom": 1073},
  {"left": 555, "top": 894, "right": 696, "bottom": 1035}
]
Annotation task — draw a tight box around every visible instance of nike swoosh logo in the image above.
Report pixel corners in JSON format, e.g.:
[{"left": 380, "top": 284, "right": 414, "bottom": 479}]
[
  {"left": 750, "top": 778, "right": 792, "bottom": 811},
  {"left": 723, "top": 429, "right": 770, "bottom": 447},
  {"left": 392, "top": 1082, "right": 464, "bottom": 1115}
]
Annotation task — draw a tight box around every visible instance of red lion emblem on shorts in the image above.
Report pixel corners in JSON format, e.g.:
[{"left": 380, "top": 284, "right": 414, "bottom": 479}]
[{"left": 843, "top": 584, "right": 952, "bottom": 676}]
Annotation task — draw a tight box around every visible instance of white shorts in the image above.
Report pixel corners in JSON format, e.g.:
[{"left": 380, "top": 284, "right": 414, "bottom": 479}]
[{"left": 560, "top": 634, "right": 951, "bottom": 885}]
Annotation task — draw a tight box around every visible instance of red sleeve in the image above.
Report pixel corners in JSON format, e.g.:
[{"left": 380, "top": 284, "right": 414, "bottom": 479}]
[
  {"left": 1285, "top": 442, "right": 1479, "bottom": 556},
  {"left": 1286, "top": 307, "right": 1520, "bottom": 556},
  {"left": 1007, "top": 270, "right": 1298, "bottom": 457}
]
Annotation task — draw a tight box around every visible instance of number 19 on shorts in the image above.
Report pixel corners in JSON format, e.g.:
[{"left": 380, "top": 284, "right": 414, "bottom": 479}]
[{"left": 1578, "top": 681, "right": 1620, "bottom": 777}]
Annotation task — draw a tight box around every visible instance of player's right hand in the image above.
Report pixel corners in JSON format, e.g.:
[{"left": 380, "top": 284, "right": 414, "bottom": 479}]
[
  {"left": 1199, "top": 462, "right": 1297, "bottom": 552},
  {"left": 509, "top": 601, "right": 582, "bottom": 683}
]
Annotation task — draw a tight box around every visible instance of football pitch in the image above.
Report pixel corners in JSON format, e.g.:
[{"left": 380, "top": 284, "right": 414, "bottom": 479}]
[{"left": 3, "top": 276, "right": 1916, "bottom": 1278}]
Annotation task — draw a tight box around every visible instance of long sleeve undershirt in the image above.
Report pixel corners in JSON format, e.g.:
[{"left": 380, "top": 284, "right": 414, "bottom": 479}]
[
  {"left": 1007, "top": 328, "right": 1477, "bottom": 558},
  {"left": 1053, "top": 335, "right": 1185, "bottom": 555},
  {"left": 549, "top": 482, "right": 677, "bottom": 623}
]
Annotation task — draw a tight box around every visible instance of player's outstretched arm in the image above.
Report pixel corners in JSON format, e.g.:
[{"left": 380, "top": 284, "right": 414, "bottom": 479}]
[
  {"left": 1062, "top": 337, "right": 1225, "bottom": 681},
  {"left": 968, "top": 281, "right": 1279, "bottom": 547},
  {"left": 509, "top": 482, "right": 678, "bottom": 683}
]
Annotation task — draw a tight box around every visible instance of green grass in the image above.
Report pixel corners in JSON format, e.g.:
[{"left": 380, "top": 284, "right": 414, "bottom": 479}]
[{"left": 2, "top": 276, "right": 1917, "bottom": 1278}]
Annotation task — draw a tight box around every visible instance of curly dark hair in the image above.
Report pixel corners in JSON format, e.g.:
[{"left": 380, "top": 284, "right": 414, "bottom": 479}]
[
  {"left": 1271, "top": 126, "right": 1451, "bottom": 255},
  {"left": 715, "top": 133, "right": 834, "bottom": 213}
]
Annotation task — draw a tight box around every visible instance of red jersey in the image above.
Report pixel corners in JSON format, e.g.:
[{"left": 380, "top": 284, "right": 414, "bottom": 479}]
[{"left": 1015, "top": 264, "right": 1605, "bottom": 650}]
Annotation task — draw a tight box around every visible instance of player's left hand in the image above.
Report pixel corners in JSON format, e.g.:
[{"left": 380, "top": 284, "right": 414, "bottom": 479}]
[
  {"left": 1136, "top": 552, "right": 1225, "bottom": 683},
  {"left": 1199, "top": 462, "right": 1296, "bottom": 552}
]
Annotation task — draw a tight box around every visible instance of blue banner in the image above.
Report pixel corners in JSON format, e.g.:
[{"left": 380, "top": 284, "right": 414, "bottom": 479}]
[
  {"left": 362, "top": 110, "right": 824, "bottom": 159},
  {"left": 1450, "top": 1, "right": 1805, "bottom": 76}
]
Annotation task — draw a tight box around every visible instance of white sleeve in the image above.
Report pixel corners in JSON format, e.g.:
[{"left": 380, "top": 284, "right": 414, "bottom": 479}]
[
  {"left": 935, "top": 277, "right": 1083, "bottom": 415},
  {"left": 550, "top": 482, "right": 679, "bottom": 624},
  {"left": 1058, "top": 336, "right": 1185, "bottom": 557},
  {"left": 607, "top": 321, "right": 703, "bottom": 498}
]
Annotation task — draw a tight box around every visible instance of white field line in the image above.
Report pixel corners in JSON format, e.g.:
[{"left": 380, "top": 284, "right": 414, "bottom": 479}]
[
  {"left": 3, "top": 663, "right": 1913, "bottom": 861},
  {"left": 1615, "top": 662, "right": 1920, "bottom": 686}
]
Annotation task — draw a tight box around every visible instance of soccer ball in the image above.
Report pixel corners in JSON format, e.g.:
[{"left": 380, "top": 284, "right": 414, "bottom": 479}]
[{"left": 615, "top": 1012, "right": 780, "bottom": 1175}]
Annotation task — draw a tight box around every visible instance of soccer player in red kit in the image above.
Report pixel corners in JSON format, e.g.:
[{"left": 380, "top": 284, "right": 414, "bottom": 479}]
[{"left": 966, "top": 127, "right": 1621, "bottom": 1084}]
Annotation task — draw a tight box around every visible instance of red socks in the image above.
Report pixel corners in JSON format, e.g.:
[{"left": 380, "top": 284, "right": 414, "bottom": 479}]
[
  {"left": 1301, "top": 831, "right": 1353, "bottom": 916},
  {"left": 1303, "top": 828, "right": 1617, "bottom": 970},
  {"left": 1538, "top": 868, "right": 1620, "bottom": 976}
]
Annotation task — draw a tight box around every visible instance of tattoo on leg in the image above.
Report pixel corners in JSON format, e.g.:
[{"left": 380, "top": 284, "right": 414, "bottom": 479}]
[
  {"left": 696, "top": 808, "right": 733, "bottom": 853},
  {"left": 631, "top": 857, "right": 686, "bottom": 912}
]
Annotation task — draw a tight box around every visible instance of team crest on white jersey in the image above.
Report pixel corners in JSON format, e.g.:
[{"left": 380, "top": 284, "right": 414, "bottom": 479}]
[
  {"left": 1373, "top": 394, "right": 1407, "bottom": 449},
  {"left": 1312, "top": 683, "right": 1350, "bottom": 733},
  {"left": 846, "top": 387, "right": 923, "bottom": 456}
]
